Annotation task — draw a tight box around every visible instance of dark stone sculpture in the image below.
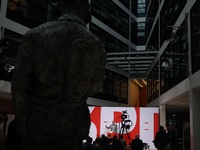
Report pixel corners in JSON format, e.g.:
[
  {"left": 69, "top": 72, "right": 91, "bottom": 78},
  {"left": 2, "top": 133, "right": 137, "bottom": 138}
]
[{"left": 11, "top": 0, "right": 106, "bottom": 149}]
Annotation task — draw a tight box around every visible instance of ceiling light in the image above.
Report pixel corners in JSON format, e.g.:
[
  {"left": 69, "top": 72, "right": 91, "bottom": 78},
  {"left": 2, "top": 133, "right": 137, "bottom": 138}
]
[
  {"left": 133, "top": 79, "right": 143, "bottom": 88},
  {"left": 142, "top": 79, "right": 147, "bottom": 85}
]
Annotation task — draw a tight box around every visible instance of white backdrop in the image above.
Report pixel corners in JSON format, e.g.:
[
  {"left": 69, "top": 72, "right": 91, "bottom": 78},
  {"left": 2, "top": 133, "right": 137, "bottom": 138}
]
[{"left": 89, "top": 107, "right": 159, "bottom": 149}]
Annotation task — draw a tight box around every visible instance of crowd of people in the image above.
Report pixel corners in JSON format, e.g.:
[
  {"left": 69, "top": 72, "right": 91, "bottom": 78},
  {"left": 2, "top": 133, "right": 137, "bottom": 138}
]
[
  {"left": 83, "top": 134, "right": 147, "bottom": 150},
  {"left": 1, "top": 113, "right": 179, "bottom": 150},
  {"left": 83, "top": 134, "right": 126, "bottom": 150},
  {"left": 83, "top": 125, "right": 179, "bottom": 150}
]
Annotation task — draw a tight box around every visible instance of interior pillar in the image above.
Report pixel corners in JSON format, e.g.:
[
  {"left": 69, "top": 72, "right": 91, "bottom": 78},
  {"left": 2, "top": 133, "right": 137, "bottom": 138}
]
[{"left": 159, "top": 104, "right": 166, "bottom": 127}]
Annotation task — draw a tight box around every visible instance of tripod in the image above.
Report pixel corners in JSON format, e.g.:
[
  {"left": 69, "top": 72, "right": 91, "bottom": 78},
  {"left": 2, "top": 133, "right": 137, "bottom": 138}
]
[{"left": 119, "top": 119, "right": 131, "bottom": 143}]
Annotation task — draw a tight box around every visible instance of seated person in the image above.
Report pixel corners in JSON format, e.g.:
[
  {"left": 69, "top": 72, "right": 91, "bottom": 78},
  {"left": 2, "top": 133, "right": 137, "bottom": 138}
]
[{"left": 130, "top": 134, "right": 144, "bottom": 150}]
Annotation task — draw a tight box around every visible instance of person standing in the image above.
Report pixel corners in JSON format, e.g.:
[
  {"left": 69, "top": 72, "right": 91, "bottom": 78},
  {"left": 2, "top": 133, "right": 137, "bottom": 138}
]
[
  {"left": 119, "top": 135, "right": 126, "bottom": 150},
  {"left": 11, "top": 0, "right": 106, "bottom": 150},
  {"left": 106, "top": 121, "right": 118, "bottom": 133},
  {"left": 112, "top": 135, "right": 122, "bottom": 150},
  {"left": 83, "top": 136, "right": 93, "bottom": 150},
  {"left": 169, "top": 126, "right": 179, "bottom": 150},
  {"left": 153, "top": 126, "right": 169, "bottom": 150}
]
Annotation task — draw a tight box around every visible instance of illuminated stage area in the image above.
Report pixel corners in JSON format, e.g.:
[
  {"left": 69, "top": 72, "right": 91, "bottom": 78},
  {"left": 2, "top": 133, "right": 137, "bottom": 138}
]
[{"left": 89, "top": 107, "right": 159, "bottom": 149}]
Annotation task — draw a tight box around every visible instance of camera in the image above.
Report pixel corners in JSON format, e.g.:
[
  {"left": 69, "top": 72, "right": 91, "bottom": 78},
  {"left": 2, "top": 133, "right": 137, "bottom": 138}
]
[
  {"left": 121, "top": 114, "right": 127, "bottom": 120},
  {"left": 121, "top": 110, "right": 128, "bottom": 120},
  {"left": 121, "top": 110, "right": 127, "bottom": 120},
  {"left": 120, "top": 110, "right": 133, "bottom": 129}
]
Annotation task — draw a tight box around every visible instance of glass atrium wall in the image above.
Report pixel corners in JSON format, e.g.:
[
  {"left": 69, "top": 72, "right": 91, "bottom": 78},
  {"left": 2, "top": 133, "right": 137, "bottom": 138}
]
[
  {"left": 7, "top": 0, "right": 56, "bottom": 28},
  {"left": 147, "top": 61, "right": 159, "bottom": 103},
  {"left": 131, "top": 0, "right": 137, "bottom": 16},
  {"left": 89, "top": 23, "right": 129, "bottom": 53},
  {"left": 137, "top": 22, "right": 145, "bottom": 45},
  {"left": 159, "top": 0, "right": 188, "bottom": 95},
  {"left": 191, "top": 1, "right": 200, "bottom": 74},
  {"left": 137, "top": 0, "right": 146, "bottom": 17},
  {"left": 146, "top": 21, "right": 158, "bottom": 51},
  {"left": 94, "top": 69, "right": 128, "bottom": 104},
  {"left": 160, "top": 0, "right": 187, "bottom": 47},
  {"left": 91, "top": 0, "right": 129, "bottom": 39},
  {"left": 160, "top": 36, "right": 188, "bottom": 94},
  {"left": 146, "top": 0, "right": 158, "bottom": 38},
  {"left": 147, "top": 0, "right": 200, "bottom": 102},
  {"left": 119, "top": 0, "right": 130, "bottom": 9}
]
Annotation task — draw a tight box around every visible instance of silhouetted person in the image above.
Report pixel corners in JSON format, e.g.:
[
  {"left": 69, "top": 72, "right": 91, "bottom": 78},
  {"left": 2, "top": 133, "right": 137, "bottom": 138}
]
[
  {"left": 11, "top": 0, "right": 106, "bottom": 150},
  {"left": 100, "top": 134, "right": 112, "bottom": 150},
  {"left": 112, "top": 135, "right": 121, "bottom": 150},
  {"left": 119, "top": 135, "right": 126, "bottom": 149},
  {"left": 130, "top": 134, "right": 144, "bottom": 150},
  {"left": 83, "top": 136, "right": 93, "bottom": 150},
  {"left": 91, "top": 137, "right": 102, "bottom": 150},
  {"left": 169, "top": 126, "right": 178, "bottom": 150},
  {"left": 153, "top": 126, "right": 169, "bottom": 150}
]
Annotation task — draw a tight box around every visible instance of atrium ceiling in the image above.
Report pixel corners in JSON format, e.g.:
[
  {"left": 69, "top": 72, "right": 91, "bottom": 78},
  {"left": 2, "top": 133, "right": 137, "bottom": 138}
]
[{"left": 106, "top": 50, "right": 158, "bottom": 79}]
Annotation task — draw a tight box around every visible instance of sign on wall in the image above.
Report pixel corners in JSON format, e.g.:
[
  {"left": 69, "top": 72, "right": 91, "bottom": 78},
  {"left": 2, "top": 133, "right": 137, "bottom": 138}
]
[{"left": 89, "top": 107, "right": 159, "bottom": 148}]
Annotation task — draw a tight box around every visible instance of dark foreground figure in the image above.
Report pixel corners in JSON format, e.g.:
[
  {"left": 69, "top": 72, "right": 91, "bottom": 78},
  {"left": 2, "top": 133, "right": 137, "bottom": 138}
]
[
  {"left": 153, "top": 126, "right": 169, "bottom": 150},
  {"left": 11, "top": 0, "right": 106, "bottom": 150},
  {"left": 130, "top": 134, "right": 144, "bottom": 150}
]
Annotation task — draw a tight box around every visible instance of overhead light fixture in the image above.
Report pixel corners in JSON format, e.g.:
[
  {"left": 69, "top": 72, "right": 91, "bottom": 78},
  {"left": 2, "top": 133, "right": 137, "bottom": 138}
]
[
  {"left": 141, "top": 79, "right": 147, "bottom": 86},
  {"left": 4, "top": 63, "right": 14, "bottom": 73},
  {"left": 162, "top": 57, "right": 173, "bottom": 71},
  {"left": 133, "top": 79, "right": 144, "bottom": 88}
]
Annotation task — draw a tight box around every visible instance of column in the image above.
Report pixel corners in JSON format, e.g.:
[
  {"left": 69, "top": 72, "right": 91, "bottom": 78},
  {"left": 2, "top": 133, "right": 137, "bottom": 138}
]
[
  {"left": 187, "top": 11, "right": 200, "bottom": 150},
  {"left": 159, "top": 104, "right": 166, "bottom": 127},
  {"left": 189, "top": 89, "right": 200, "bottom": 150}
]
